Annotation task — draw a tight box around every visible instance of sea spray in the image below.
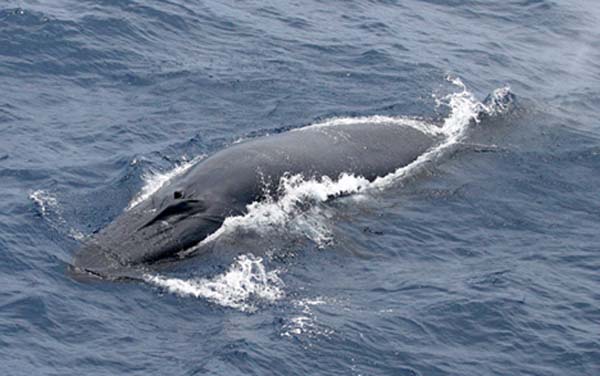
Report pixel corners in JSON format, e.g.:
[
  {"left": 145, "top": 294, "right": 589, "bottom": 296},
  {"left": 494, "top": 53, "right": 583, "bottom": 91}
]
[{"left": 144, "top": 254, "right": 284, "bottom": 312}]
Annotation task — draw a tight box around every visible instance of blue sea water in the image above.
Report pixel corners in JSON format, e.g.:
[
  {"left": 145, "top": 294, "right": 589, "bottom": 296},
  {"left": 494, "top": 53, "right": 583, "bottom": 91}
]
[{"left": 1, "top": 1, "right": 599, "bottom": 375}]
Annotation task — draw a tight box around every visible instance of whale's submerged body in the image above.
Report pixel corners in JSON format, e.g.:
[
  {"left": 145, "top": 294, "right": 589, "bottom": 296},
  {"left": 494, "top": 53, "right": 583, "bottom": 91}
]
[{"left": 72, "top": 121, "right": 442, "bottom": 279}]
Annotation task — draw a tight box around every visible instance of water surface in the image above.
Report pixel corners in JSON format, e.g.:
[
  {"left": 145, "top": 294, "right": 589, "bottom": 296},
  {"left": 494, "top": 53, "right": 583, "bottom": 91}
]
[{"left": 1, "top": 1, "right": 599, "bottom": 375}]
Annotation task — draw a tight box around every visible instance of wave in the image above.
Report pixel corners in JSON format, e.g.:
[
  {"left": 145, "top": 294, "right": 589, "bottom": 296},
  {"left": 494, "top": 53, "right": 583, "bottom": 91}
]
[
  {"left": 281, "top": 297, "right": 335, "bottom": 338},
  {"left": 30, "top": 189, "right": 58, "bottom": 216},
  {"left": 29, "top": 189, "right": 85, "bottom": 241},
  {"left": 144, "top": 254, "right": 284, "bottom": 312}
]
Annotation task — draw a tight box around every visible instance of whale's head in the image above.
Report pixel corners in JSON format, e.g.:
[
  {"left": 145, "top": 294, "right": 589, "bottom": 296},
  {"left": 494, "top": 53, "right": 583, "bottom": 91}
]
[{"left": 70, "top": 191, "right": 225, "bottom": 280}]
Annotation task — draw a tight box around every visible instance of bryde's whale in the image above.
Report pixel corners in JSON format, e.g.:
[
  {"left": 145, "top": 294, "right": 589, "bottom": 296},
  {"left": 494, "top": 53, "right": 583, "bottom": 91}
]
[
  {"left": 70, "top": 83, "right": 515, "bottom": 281},
  {"left": 71, "top": 120, "right": 442, "bottom": 279}
]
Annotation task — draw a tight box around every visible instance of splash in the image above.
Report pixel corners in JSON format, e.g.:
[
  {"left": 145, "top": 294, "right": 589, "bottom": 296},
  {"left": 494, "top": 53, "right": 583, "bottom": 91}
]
[
  {"left": 281, "top": 297, "right": 335, "bottom": 338},
  {"left": 29, "top": 190, "right": 85, "bottom": 240},
  {"left": 372, "top": 76, "right": 488, "bottom": 188},
  {"left": 127, "top": 155, "right": 205, "bottom": 210},
  {"left": 195, "top": 172, "right": 371, "bottom": 249},
  {"left": 29, "top": 189, "right": 58, "bottom": 215},
  {"left": 144, "top": 254, "right": 284, "bottom": 312}
]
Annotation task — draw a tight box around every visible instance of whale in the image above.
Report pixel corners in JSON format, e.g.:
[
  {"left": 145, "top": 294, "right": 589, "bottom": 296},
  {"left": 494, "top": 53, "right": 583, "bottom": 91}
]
[
  {"left": 69, "top": 86, "right": 516, "bottom": 281},
  {"left": 71, "top": 120, "right": 443, "bottom": 280}
]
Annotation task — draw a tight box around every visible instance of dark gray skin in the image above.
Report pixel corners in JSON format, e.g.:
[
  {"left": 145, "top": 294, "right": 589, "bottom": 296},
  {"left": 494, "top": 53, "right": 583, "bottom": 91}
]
[{"left": 71, "top": 122, "right": 440, "bottom": 280}]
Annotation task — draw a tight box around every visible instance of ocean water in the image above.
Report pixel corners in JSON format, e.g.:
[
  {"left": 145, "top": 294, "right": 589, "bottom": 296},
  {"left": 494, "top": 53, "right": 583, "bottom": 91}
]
[{"left": 1, "top": 1, "right": 599, "bottom": 375}]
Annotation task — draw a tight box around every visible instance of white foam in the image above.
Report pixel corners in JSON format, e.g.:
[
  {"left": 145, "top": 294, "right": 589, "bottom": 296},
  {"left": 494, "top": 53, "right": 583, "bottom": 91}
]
[
  {"left": 196, "top": 172, "right": 371, "bottom": 249},
  {"left": 144, "top": 254, "right": 284, "bottom": 312},
  {"left": 281, "top": 297, "right": 334, "bottom": 338},
  {"left": 29, "top": 189, "right": 86, "bottom": 241},
  {"left": 372, "top": 76, "right": 486, "bottom": 188},
  {"left": 481, "top": 86, "right": 514, "bottom": 116},
  {"left": 29, "top": 189, "right": 58, "bottom": 215},
  {"left": 127, "top": 155, "right": 205, "bottom": 210}
]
